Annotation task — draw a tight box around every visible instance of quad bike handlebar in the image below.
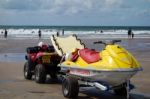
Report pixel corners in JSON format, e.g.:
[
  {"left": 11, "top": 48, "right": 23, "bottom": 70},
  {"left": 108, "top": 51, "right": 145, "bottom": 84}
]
[{"left": 93, "top": 40, "right": 121, "bottom": 45}]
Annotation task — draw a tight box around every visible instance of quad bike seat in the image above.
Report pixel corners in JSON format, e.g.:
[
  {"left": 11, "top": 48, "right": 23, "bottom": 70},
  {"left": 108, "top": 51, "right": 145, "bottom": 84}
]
[
  {"left": 26, "top": 45, "right": 55, "bottom": 54},
  {"left": 47, "top": 45, "right": 55, "bottom": 52},
  {"left": 26, "top": 46, "right": 41, "bottom": 53}
]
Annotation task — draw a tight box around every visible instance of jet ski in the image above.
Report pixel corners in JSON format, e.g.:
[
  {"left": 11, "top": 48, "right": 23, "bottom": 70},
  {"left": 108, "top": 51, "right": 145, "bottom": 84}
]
[{"left": 50, "top": 34, "right": 142, "bottom": 98}]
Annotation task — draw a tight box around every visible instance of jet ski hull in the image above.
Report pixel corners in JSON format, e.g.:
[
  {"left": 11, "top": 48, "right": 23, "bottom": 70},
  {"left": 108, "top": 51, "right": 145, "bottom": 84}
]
[{"left": 61, "top": 66, "right": 141, "bottom": 87}]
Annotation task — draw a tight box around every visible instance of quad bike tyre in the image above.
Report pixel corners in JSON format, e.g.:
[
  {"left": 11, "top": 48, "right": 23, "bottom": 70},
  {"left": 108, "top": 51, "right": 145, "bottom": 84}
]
[
  {"left": 62, "top": 76, "right": 79, "bottom": 98},
  {"left": 24, "top": 62, "right": 32, "bottom": 80},
  {"left": 50, "top": 72, "right": 57, "bottom": 79},
  {"left": 35, "top": 64, "right": 46, "bottom": 84}
]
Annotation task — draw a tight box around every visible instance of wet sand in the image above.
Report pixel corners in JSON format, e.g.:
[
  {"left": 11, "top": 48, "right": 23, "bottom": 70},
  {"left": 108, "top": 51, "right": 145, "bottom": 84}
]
[{"left": 0, "top": 38, "right": 150, "bottom": 99}]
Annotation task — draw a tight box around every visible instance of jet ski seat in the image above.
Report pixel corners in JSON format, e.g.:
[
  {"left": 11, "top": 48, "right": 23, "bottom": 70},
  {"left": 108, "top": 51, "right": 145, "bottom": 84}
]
[{"left": 79, "top": 48, "right": 101, "bottom": 64}]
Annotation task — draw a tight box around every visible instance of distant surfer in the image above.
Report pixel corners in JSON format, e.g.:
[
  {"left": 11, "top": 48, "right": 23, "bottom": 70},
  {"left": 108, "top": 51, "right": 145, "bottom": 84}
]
[
  {"left": 4, "top": 29, "right": 8, "bottom": 38},
  {"left": 38, "top": 29, "right": 41, "bottom": 39}
]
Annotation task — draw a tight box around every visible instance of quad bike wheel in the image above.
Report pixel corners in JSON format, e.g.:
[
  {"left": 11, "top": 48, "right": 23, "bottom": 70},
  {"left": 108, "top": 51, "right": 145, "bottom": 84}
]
[
  {"left": 35, "top": 64, "right": 46, "bottom": 83},
  {"left": 50, "top": 73, "right": 57, "bottom": 79},
  {"left": 24, "top": 62, "right": 32, "bottom": 80},
  {"left": 62, "top": 76, "right": 79, "bottom": 98}
]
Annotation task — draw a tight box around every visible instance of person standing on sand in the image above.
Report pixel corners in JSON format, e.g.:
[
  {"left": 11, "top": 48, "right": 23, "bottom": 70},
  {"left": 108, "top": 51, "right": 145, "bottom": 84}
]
[
  {"left": 1, "top": 31, "right": 3, "bottom": 38},
  {"left": 4, "top": 29, "right": 8, "bottom": 38},
  {"left": 131, "top": 32, "right": 134, "bottom": 39},
  {"left": 62, "top": 29, "right": 64, "bottom": 36},
  {"left": 56, "top": 31, "right": 59, "bottom": 36},
  {"left": 38, "top": 29, "right": 41, "bottom": 39},
  {"left": 128, "top": 29, "right": 132, "bottom": 38}
]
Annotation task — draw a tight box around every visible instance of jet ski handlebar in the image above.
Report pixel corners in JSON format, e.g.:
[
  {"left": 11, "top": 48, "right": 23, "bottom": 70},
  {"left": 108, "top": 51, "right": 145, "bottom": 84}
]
[
  {"left": 93, "top": 41, "right": 104, "bottom": 44},
  {"left": 112, "top": 40, "right": 121, "bottom": 43},
  {"left": 93, "top": 40, "right": 121, "bottom": 45}
]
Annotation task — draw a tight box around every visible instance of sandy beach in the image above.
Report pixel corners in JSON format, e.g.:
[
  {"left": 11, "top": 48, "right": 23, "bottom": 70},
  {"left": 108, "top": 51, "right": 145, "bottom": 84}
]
[{"left": 0, "top": 37, "right": 150, "bottom": 99}]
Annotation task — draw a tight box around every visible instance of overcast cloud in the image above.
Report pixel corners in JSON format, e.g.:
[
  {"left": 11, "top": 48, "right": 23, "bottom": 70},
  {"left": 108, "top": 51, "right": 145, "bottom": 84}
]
[{"left": 0, "top": 0, "right": 150, "bottom": 26}]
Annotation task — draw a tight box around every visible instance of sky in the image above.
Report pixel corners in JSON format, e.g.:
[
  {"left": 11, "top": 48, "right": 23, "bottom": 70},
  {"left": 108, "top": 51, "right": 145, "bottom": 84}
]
[{"left": 0, "top": 0, "right": 150, "bottom": 26}]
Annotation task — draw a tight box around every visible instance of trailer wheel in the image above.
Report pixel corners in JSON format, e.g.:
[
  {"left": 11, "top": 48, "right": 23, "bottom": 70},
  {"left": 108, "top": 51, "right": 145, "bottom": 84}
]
[
  {"left": 24, "top": 62, "right": 32, "bottom": 80},
  {"left": 114, "top": 86, "right": 127, "bottom": 97},
  {"left": 62, "top": 76, "right": 79, "bottom": 98},
  {"left": 35, "top": 64, "right": 46, "bottom": 83}
]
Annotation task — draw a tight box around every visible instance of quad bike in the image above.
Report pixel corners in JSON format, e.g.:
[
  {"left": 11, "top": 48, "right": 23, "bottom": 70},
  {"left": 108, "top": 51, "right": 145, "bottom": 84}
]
[{"left": 24, "top": 45, "right": 61, "bottom": 83}]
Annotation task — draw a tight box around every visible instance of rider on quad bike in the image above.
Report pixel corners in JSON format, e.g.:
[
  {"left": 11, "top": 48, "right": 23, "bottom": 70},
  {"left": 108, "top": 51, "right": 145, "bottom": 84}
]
[{"left": 24, "top": 41, "right": 61, "bottom": 83}]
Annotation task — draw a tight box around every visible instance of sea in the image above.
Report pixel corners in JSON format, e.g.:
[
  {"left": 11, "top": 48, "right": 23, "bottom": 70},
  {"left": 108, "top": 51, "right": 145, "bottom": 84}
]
[{"left": 0, "top": 25, "right": 150, "bottom": 39}]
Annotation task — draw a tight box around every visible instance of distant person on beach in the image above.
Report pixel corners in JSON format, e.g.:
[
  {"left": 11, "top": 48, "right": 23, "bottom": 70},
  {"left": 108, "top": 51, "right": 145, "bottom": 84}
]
[
  {"left": 4, "top": 29, "right": 8, "bottom": 38},
  {"left": 1, "top": 31, "right": 3, "bottom": 35},
  {"left": 128, "top": 29, "right": 132, "bottom": 38},
  {"left": 38, "top": 29, "right": 41, "bottom": 39},
  {"left": 1, "top": 31, "right": 3, "bottom": 38},
  {"left": 62, "top": 29, "right": 64, "bottom": 36},
  {"left": 56, "top": 32, "right": 59, "bottom": 36},
  {"left": 131, "top": 32, "right": 134, "bottom": 39},
  {"left": 101, "top": 30, "right": 103, "bottom": 33}
]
